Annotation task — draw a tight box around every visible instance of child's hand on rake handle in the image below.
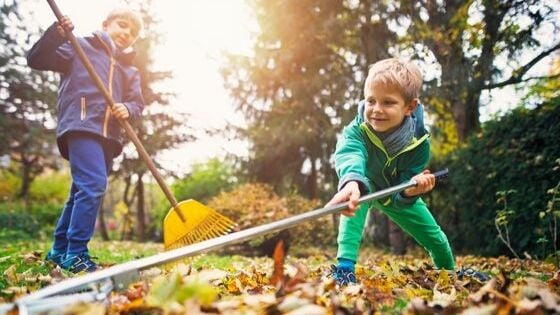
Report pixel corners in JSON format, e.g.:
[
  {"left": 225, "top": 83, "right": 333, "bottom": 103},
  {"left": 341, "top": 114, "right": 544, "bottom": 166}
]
[
  {"left": 403, "top": 170, "right": 436, "bottom": 197},
  {"left": 56, "top": 16, "right": 74, "bottom": 37},
  {"left": 111, "top": 103, "right": 130, "bottom": 120},
  {"left": 326, "top": 181, "right": 361, "bottom": 217}
]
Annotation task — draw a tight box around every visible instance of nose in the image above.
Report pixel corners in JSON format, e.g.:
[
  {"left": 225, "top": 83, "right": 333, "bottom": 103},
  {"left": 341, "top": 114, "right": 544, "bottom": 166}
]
[{"left": 370, "top": 102, "right": 382, "bottom": 113}]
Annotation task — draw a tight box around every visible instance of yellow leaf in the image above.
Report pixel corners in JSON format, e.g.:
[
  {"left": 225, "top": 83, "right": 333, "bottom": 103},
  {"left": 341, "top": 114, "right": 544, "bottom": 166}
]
[{"left": 3, "top": 264, "right": 18, "bottom": 284}]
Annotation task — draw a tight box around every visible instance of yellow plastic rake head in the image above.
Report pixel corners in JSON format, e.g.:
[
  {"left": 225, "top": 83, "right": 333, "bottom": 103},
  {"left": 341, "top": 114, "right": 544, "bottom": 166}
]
[{"left": 163, "top": 200, "right": 237, "bottom": 250}]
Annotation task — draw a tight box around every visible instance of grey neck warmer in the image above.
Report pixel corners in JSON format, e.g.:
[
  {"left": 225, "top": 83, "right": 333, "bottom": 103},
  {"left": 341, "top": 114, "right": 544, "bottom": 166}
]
[{"left": 374, "top": 116, "right": 416, "bottom": 157}]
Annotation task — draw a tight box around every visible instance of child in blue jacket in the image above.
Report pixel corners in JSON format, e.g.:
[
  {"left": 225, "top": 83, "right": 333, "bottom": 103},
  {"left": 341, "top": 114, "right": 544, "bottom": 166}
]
[{"left": 27, "top": 8, "right": 144, "bottom": 273}]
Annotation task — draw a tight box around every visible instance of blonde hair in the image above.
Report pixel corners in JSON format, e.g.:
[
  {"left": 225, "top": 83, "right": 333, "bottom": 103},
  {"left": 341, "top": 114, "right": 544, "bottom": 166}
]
[
  {"left": 104, "top": 8, "right": 143, "bottom": 36},
  {"left": 364, "top": 58, "right": 423, "bottom": 102}
]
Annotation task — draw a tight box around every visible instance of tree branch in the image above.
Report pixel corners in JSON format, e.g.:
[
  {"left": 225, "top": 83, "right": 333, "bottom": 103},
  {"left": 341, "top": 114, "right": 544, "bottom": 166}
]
[{"left": 483, "top": 42, "right": 560, "bottom": 90}]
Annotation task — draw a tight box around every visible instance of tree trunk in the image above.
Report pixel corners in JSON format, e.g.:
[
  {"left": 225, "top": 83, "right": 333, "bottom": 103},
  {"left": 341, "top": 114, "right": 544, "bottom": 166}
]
[
  {"left": 388, "top": 220, "right": 406, "bottom": 254},
  {"left": 308, "top": 158, "right": 318, "bottom": 199},
  {"left": 19, "top": 159, "right": 32, "bottom": 210},
  {"left": 136, "top": 173, "right": 146, "bottom": 242},
  {"left": 98, "top": 196, "right": 109, "bottom": 241},
  {"left": 359, "top": 0, "right": 393, "bottom": 68}
]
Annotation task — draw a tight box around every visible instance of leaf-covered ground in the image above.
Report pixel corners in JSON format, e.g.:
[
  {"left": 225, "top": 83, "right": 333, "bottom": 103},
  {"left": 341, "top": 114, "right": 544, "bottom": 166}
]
[{"left": 1, "top": 240, "right": 559, "bottom": 314}]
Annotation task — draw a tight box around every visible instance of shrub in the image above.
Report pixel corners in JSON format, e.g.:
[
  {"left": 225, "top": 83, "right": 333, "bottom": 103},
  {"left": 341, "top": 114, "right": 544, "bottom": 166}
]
[
  {"left": 428, "top": 98, "right": 560, "bottom": 257},
  {"left": 0, "top": 201, "right": 58, "bottom": 241},
  {"left": 207, "top": 183, "right": 336, "bottom": 255}
]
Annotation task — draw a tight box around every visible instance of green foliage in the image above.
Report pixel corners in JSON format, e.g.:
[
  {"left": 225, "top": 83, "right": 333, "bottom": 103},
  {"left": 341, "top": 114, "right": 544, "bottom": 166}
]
[
  {"left": 0, "top": 169, "right": 21, "bottom": 200},
  {"left": 0, "top": 170, "right": 70, "bottom": 240},
  {"left": 173, "top": 158, "right": 238, "bottom": 203},
  {"left": 0, "top": 1, "right": 59, "bottom": 199},
  {"left": 430, "top": 98, "right": 560, "bottom": 257},
  {"left": 29, "top": 171, "right": 70, "bottom": 204},
  {"left": 0, "top": 201, "right": 59, "bottom": 240}
]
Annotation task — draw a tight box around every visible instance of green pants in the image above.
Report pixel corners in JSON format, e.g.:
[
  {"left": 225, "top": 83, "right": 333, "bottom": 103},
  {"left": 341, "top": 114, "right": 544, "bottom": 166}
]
[{"left": 337, "top": 198, "right": 455, "bottom": 270}]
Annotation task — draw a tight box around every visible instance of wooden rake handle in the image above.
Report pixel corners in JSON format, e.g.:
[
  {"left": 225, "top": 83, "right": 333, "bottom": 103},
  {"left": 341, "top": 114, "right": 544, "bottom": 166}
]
[{"left": 46, "top": 0, "right": 185, "bottom": 221}]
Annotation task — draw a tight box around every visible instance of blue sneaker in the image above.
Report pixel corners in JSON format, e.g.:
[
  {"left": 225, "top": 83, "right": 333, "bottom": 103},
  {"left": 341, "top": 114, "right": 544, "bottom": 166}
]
[
  {"left": 45, "top": 250, "right": 65, "bottom": 266},
  {"left": 61, "top": 252, "right": 99, "bottom": 273},
  {"left": 457, "top": 267, "right": 490, "bottom": 283},
  {"left": 329, "top": 264, "right": 357, "bottom": 286}
]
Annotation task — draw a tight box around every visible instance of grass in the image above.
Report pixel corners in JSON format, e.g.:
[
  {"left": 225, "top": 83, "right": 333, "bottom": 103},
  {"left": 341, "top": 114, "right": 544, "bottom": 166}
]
[{"left": 0, "top": 237, "right": 298, "bottom": 302}]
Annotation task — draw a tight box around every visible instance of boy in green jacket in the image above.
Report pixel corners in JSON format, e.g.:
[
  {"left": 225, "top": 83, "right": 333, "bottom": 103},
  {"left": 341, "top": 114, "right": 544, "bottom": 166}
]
[{"left": 327, "top": 58, "right": 485, "bottom": 285}]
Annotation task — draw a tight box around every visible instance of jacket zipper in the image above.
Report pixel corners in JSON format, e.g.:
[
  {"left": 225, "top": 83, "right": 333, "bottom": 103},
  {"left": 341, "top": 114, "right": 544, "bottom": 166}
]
[
  {"left": 80, "top": 97, "right": 87, "bottom": 121},
  {"left": 94, "top": 33, "right": 116, "bottom": 138},
  {"left": 360, "top": 122, "right": 429, "bottom": 198}
]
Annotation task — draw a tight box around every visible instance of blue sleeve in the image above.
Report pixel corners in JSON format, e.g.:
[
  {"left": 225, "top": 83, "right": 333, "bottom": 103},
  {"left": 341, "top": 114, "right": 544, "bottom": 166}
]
[
  {"left": 27, "top": 23, "right": 74, "bottom": 73},
  {"left": 122, "top": 70, "right": 144, "bottom": 120}
]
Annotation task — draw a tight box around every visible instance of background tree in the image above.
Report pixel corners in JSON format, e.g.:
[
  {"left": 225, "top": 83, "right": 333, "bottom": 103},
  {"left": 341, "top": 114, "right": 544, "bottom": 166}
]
[
  {"left": 222, "top": 0, "right": 400, "bottom": 199},
  {"left": 0, "top": 1, "right": 59, "bottom": 206},
  {"left": 399, "top": 0, "right": 560, "bottom": 144},
  {"left": 113, "top": 0, "right": 194, "bottom": 241}
]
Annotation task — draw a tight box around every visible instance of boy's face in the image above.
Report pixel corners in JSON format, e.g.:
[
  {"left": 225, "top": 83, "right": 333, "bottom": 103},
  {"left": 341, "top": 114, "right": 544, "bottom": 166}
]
[
  {"left": 103, "top": 17, "right": 139, "bottom": 50},
  {"left": 364, "top": 82, "right": 416, "bottom": 133}
]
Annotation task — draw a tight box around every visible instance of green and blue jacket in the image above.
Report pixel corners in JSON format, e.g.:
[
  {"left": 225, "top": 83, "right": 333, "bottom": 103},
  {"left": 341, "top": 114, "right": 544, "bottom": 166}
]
[{"left": 334, "top": 101, "right": 430, "bottom": 208}]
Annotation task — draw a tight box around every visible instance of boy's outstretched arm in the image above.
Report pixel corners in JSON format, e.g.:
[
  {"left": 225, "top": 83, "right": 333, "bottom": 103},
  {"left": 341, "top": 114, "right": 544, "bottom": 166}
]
[
  {"left": 326, "top": 181, "right": 361, "bottom": 217},
  {"left": 27, "top": 16, "right": 74, "bottom": 72}
]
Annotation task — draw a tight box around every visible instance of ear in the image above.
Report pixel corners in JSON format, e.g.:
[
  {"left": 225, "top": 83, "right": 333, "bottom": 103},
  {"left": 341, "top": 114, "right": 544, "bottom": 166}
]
[
  {"left": 405, "top": 98, "right": 418, "bottom": 116},
  {"left": 102, "top": 20, "right": 108, "bottom": 30}
]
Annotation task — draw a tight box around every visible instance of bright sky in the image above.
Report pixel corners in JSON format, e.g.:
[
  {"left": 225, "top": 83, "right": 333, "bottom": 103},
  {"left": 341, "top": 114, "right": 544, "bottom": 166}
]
[{"left": 24, "top": 0, "right": 254, "bottom": 175}]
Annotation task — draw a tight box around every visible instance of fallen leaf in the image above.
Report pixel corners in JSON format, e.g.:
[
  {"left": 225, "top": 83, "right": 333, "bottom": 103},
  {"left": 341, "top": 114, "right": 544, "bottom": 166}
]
[
  {"left": 271, "top": 239, "right": 285, "bottom": 287},
  {"left": 3, "top": 265, "right": 18, "bottom": 284}
]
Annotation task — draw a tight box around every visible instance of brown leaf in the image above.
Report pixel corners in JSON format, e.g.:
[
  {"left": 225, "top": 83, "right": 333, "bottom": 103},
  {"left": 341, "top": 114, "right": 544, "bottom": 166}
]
[
  {"left": 469, "top": 278, "right": 497, "bottom": 304},
  {"left": 125, "top": 284, "right": 145, "bottom": 301},
  {"left": 547, "top": 270, "right": 560, "bottom": 288},
  {"left": 284, "top": 262, "right": 308, "bottom": 292},
  {"left": 3, "top": 265, "right": 18, "bottom": 284},
  {"left": 20, "top": 251, "right": 42, "bottom": 264},
  {"left": 270, "top": 239, "right": 285, "bottom": 287},
  {"left": 49, "top": 266, "right": 67, "bottom": 284}
]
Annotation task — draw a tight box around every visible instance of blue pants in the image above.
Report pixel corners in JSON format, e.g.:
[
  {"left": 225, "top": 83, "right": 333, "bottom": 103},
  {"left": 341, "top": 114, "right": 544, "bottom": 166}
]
[{"left": 52, "top": 133, "right": 114, "bottom": 255}]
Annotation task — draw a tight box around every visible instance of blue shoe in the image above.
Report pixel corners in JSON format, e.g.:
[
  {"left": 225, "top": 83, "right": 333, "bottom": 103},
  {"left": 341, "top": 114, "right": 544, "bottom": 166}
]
[
  {"left": 61, "top": 252, "right": 99, "bottom": 273},
  {"left": 45, "top": 250, "right": 65, "bottom": 266},
  {"left": 329, "top": 264, "right": 357, "bottom": 286},
  {"left": 457, "top": 267, "right": 490, "bottom": 283}
]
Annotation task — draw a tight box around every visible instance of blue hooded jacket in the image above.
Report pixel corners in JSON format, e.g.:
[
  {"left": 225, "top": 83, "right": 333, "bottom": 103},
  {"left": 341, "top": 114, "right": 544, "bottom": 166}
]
[{"left": 27, "top": 23, "right": 144, "bottom": 159}]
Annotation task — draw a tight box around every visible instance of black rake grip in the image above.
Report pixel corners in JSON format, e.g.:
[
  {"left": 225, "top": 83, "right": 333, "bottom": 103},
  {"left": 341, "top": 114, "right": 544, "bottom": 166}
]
[{"left": 433, "top": 168, "right": 449, "bottom": 182}]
